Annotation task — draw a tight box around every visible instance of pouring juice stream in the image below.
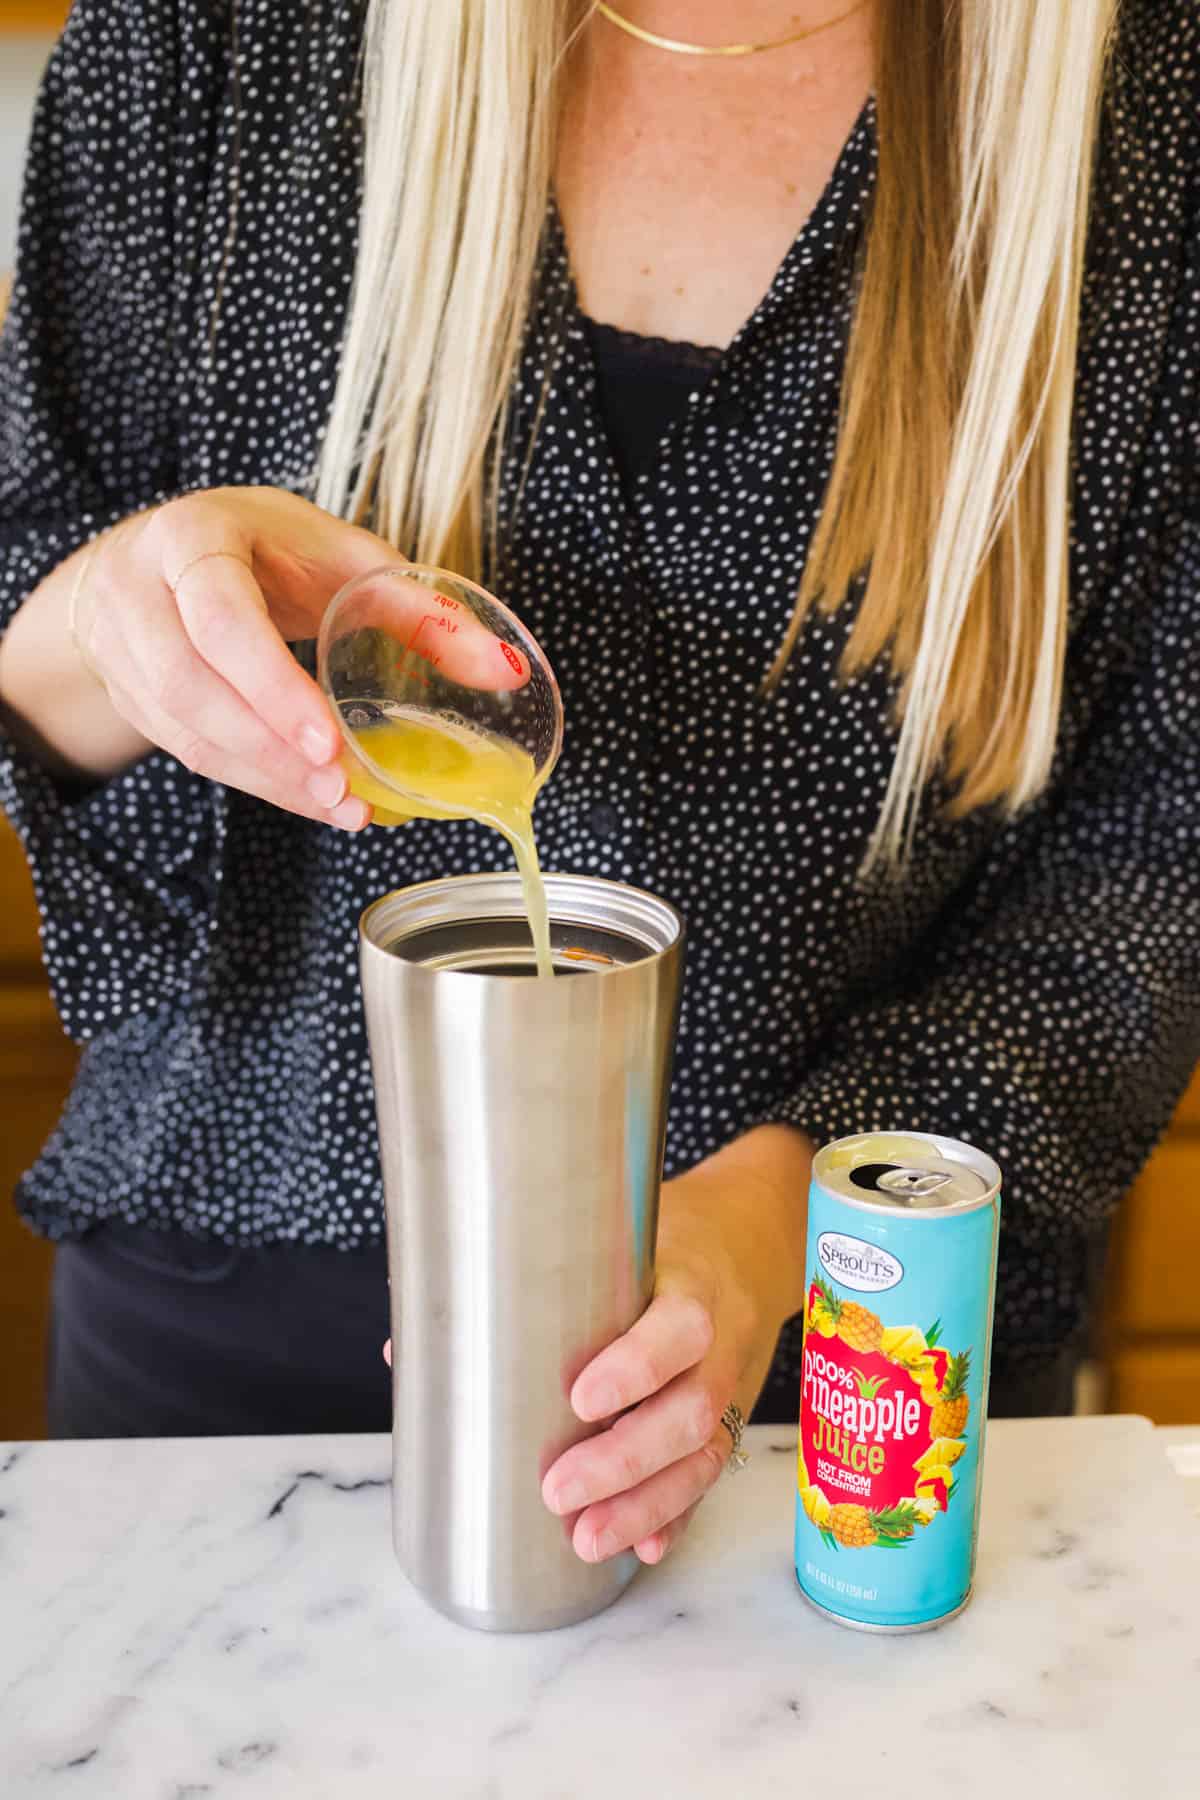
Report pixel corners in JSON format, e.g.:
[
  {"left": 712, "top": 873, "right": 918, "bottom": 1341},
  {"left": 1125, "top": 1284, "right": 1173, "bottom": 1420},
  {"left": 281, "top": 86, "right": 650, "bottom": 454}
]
[
  {"left": 318, "top": 565, "right": 563, "bottom": 976},
  {"left": 343, "top": 708, "right": 555, "bottom": 979}
]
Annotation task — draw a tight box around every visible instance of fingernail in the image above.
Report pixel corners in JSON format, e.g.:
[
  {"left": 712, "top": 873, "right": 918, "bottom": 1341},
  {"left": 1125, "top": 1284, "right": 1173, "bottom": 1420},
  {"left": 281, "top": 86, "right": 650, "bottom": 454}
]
[
  {"left": 637, "top": 1536, "right": 664, "bottom": 1565},
  {"left": 301, "top": 724, "right": 336, "bottom": 765},
  {"left": 308, "top": 767, "right": 347, "bottom": 808},
  {"left": 548, "top": 1480, "right": 585, "bottom": 1517},
  {"left": 591, "top": 1528, "right": 620, "bottom": 1563},
  {"left": 498, "top": 641, "right": 527, "bottom": 680},
  {"left": 331, "top": 797, "right": 370, "bottom": 831}
]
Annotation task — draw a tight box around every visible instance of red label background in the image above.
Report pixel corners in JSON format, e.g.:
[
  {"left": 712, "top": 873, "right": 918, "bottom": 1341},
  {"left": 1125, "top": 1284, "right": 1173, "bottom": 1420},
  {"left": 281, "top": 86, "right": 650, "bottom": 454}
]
[{"left": 800, "top": 1330, "right": 949, "bottom": 1513}]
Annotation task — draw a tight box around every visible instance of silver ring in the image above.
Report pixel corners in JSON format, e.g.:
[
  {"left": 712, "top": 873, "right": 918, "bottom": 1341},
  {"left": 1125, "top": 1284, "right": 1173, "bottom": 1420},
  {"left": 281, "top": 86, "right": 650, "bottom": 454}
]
[{"left": 720, "top": 1402, "right": 749, "bottom": 1473}]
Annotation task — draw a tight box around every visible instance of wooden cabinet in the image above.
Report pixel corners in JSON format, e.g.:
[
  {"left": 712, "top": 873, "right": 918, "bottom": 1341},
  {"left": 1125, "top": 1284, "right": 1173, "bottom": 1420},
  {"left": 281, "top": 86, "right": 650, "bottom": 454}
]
[
  {"left": 0, "top": 815, "right": 75, "bottom": 1440},
  {"left": 0, "top": 3, "right": 69, "bottom": 29},
  {"left": 1, "top": 117, "right": 68, "bottom": 1438},
  {"left": 1103, "top": 1071, "right": 1200, "bottom": 1421},
  {"left": 0, "top": 810, "right": 44, "bottom": 976}
]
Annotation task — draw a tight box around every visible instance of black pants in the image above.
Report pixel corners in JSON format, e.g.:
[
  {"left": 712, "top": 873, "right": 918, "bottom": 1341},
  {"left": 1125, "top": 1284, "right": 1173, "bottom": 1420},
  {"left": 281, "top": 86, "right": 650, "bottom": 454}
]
[
  {"left": 48, "top": 1224, "right": 393, "bottom": 1438},
  {"left": 47, "top": 1224, "right": 1077, "bottom": 1438}
]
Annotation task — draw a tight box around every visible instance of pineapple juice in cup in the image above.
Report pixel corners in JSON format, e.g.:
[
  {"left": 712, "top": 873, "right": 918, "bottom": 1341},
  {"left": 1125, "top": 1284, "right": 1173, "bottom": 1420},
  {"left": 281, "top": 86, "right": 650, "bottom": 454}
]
[
  {"left": 796, "top": 1132, "right": 1001, "bottom": 1631},
  {"left": 318, "top": 566, "right": 563, "bottom": 978}
]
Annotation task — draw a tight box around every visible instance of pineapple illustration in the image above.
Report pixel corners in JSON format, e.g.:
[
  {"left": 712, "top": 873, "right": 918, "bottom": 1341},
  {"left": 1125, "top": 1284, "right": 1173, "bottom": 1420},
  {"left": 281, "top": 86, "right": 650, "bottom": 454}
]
[
  {"left": 929, "top": 1349, "right": 971, "bottom": 1440},
  {"left": 826, "top": 1502, "right": 921, "bottom": 1549},
  {"left": 811, "top": 1273, "right": 884, "bottom": 1355},
  {"left": 828, "top": 1504, "right": 875, "bottom": 1548}
]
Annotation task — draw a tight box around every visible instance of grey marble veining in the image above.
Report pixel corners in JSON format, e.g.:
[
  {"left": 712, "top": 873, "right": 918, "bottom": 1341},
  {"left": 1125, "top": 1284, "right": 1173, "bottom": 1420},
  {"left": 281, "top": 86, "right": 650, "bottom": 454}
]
[{"left": 1, "top": 1418, "right": 1198, "bottom": 1797}]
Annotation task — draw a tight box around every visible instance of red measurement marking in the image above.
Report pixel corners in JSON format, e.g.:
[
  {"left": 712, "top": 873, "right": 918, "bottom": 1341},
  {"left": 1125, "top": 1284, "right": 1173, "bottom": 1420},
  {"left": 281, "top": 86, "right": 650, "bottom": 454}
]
[
  {"left": 400, "top": 615, "right": 444, "bottom": 671},
  {"left": 499, "top": 642, "right": 524, "bottom": 676},
  {"left": 433, "top": 592, "right": 460, "bottom": 612}
]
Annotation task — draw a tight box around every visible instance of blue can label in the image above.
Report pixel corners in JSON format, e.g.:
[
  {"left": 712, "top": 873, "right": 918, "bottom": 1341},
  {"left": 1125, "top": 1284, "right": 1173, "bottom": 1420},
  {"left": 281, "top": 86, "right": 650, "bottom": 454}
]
[{"left": 795, "top": 1155, "right": 999, "bottom": 1631}]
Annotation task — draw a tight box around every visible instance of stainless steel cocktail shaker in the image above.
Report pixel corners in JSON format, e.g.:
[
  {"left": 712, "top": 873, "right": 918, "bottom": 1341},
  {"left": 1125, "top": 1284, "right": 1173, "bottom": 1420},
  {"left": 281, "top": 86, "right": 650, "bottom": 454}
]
[{"left": 359, "top": 872, "right": 685, "bottom": 1632}]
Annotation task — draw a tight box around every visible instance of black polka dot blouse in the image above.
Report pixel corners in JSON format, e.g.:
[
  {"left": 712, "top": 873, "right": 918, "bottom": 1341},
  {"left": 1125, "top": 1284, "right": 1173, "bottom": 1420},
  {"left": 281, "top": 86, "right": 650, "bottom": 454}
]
[{"left": 0, "top": 0, "right": 1196, "bottom": 1406}]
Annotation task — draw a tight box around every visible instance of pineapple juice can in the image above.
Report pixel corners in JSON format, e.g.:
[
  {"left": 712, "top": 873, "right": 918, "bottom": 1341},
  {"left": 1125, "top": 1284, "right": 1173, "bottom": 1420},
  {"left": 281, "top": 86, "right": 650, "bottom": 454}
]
[{"left": 795, "top": 1132, "right": 1001, "bottom": 1632}]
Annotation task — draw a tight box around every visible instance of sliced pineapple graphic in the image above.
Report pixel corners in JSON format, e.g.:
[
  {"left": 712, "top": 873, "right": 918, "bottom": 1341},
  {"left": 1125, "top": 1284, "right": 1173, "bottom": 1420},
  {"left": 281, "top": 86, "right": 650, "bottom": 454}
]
[
  {"left": 799, "top": 1484, "right": 833, "bottom": 1529},
  {"left": 913, "top": 1434, "right": 965, "bottom": 1512},
  {"left": 915, "top": 1472, "right": 960, "bottom": 1513},
  {"left": 911, "top": 1494, "right": 941, "bottom": 1528},
  {"left": 880, "top": 1322, "right": 929, "bottom": 1365},
  {"left": 914, "top": 1436, "right": 967, "bottom": 1476},
  {"left": 806, "top": 1272, "right": 838, "bottom": 1337}
]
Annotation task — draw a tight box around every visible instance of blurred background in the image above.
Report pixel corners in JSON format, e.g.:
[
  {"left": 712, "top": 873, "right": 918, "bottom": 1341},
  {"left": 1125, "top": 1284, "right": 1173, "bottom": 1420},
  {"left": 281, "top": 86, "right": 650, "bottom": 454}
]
[
  {"left": 0, "top": 4, "right": 57, "bottom": 267},
  {"left": 0, "top": 2, "right": 1197, "bottom": 1439}
]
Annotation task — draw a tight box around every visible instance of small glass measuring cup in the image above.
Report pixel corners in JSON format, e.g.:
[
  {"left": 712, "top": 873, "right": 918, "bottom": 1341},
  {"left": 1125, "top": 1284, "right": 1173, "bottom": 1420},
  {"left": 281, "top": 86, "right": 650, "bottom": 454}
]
[{"left": 316, "top": 565, "right": 563, "bottom": 825}]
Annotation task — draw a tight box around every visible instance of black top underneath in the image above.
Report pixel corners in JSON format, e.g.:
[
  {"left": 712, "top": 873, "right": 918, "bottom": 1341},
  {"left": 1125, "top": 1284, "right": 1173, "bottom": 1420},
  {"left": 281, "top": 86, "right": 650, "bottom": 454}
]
[{"left": 584, "top": 318, "right": 722, "bottom": 486}]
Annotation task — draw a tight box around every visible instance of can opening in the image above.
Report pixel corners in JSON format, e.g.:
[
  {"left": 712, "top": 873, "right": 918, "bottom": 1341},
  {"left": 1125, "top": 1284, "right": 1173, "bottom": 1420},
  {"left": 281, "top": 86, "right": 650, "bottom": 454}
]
[{"left": 361, "top": 872, "right": 684, "bottom": 976}]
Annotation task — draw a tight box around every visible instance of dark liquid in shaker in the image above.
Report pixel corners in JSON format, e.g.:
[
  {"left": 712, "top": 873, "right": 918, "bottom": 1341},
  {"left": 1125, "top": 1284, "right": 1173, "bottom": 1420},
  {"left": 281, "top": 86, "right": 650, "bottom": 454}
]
[
  {"left": 467, "top": 963, "right": 590, "bottom": 978},
  {"left": 390, "top": 916, "right": 651, "bottom": 976}
]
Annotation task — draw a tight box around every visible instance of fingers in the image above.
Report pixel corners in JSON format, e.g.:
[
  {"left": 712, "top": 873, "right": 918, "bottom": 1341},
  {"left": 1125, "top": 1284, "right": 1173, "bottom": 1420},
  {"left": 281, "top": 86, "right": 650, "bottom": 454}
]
[
  {"left": 155, "top": 488, "right": 402, "bottom": 645},
  {"left": 569, "top": 1435, "right": 727, "bottom": 1565},
  {"left": 146, "top": 500, "right": 341, "bottom": 764},
  {"left": 569, "top": 1289, "right": 715, "bottom": 1423},
  {"left": 328, "top": 567, "right": 531, "bottom": 695},
  {"left": 546, "top": 1289, "right": 733, "bottom": 1571},
  {"left": 84, "top": 497, "right": 367, "bottom": 823},
  {"left": 216, "top": 489, "right": 411, "bottom": 642},
  {"left": 77, "top": 484, "right": 542, "bottom": 823},
  {"left": 636, "top": 1502, "right": 701, "bottom": 1567},
  {"left": 108, "top": 593, "right": 310, "bottom": 792},
  {"left": 103, "top": 671, "right": 368, "bottom": 830},
  {"left": 171, "top": 552, "right": 341, "bottom": 764},
  {"left": 544, "top": 1366, "right": 724, "bottom": 1516}
]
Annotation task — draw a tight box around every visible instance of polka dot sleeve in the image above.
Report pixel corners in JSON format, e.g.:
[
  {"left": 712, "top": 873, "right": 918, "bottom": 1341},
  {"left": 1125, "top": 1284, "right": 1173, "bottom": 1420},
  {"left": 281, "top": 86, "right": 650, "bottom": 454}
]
[{"left": 0, "top": 0, "right": 224, "bottom": 1039}]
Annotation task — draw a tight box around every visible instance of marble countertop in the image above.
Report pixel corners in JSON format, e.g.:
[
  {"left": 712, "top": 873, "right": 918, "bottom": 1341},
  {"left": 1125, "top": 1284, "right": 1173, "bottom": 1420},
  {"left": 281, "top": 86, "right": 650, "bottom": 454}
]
[
  {"left": 1160, "top": 1425, "right": 1200, "bottom": 1502},
  {"left": 2, "top": 1417, "right": 1198, "bottom": 1799}
]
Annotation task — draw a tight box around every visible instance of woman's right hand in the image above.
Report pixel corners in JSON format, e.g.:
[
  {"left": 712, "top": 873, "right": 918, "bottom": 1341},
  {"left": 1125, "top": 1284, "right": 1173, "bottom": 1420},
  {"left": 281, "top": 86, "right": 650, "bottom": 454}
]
[{"left": 67, "top": 486, "right": 414, "bottom": 829}]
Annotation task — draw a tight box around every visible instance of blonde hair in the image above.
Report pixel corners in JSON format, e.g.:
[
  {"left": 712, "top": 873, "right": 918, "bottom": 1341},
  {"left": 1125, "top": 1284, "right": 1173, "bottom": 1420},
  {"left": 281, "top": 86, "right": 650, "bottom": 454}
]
[{"left": 317, "top": 0, "right": 1119, "bottom": 860}]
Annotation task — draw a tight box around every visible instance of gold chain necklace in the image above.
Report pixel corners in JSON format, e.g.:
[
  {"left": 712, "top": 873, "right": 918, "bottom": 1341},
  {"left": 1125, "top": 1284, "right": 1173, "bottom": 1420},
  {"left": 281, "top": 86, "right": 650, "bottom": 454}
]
[{"left": 594, "top": 0, "right": 868, "bottom": 59}]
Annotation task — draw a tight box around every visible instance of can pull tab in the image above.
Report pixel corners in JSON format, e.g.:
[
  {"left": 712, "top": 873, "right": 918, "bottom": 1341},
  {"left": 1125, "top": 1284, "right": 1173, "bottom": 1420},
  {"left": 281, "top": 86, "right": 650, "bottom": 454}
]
[
  {"left": 848, "top": 1162, "right": 955, "bottom": 1199},
  {"left": 877, "top": 1167, "right": 954, "bottom": 1198}
]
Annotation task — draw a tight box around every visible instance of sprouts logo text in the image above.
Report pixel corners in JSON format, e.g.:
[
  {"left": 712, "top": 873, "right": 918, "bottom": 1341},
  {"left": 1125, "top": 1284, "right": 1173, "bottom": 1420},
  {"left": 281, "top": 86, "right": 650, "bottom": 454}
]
[{"left": 817, "top": 1232, "right": 904, "bottom": 1294}]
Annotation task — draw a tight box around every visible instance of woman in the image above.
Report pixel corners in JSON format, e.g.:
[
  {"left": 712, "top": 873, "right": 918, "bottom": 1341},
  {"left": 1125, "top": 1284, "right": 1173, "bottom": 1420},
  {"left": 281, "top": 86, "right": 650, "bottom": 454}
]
[{"left": 0, "top": 0, "right": 1196, "bottom": 1571}]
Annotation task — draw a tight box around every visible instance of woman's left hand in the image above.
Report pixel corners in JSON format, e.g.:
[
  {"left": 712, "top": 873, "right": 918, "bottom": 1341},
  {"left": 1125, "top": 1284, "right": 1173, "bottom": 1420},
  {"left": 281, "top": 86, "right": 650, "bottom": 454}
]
[{"left": 540, "top": 1125, "right": 811, "bottom": 1567}]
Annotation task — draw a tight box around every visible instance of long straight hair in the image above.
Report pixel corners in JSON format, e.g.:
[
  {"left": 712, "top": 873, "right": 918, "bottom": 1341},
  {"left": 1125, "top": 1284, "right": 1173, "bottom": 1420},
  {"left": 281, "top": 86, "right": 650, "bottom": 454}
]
[{"left": 316, "top": 0, "right": 1120, "bottom": 860}]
